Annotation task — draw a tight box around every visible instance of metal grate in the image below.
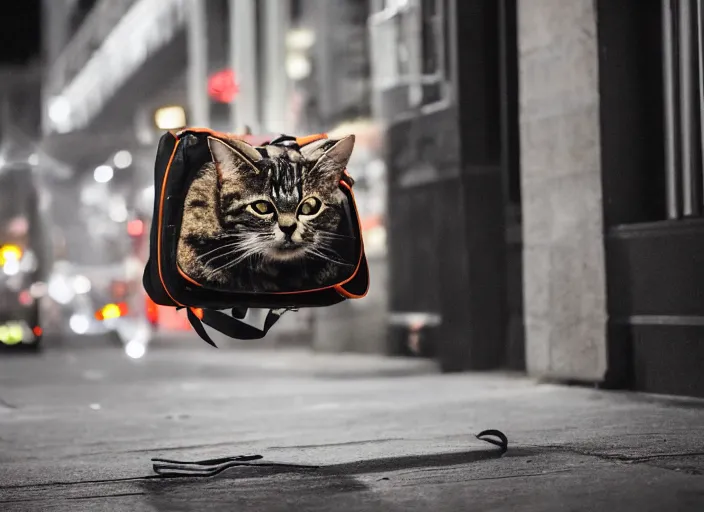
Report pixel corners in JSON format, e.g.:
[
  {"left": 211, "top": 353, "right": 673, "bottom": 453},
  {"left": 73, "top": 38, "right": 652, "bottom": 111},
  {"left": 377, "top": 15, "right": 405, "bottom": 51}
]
[{"left": 662, "top": 0, "right": 704, "bottom": 218}]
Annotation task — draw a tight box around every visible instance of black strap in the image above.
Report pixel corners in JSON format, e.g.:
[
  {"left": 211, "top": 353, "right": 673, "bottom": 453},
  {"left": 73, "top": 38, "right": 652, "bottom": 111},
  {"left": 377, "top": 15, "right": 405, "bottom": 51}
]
[
  {"left": 476, "top": 429, "right": 509, "bottom": 455},
  {"left": 231, "top": 307, "right": 247, "bottom": 319},
  {"left": 151, "top": 455, "right": 317, "bottom": 478},
  {"left": 150, "top": 429, "right": 508, "bottom": 478},
  {"left": 186, "top": 308, "right": 218, "bottom": 348},
  {"left": 187, "top": 307, "right": 286, "bottom": 347},
  {"left": 268, "top": 134, "right": 297, "bottom": 146}
]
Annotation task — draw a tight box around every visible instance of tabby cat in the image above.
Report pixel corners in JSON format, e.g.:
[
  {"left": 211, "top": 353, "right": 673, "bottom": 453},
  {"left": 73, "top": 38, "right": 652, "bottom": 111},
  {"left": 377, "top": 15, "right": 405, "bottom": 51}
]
[{"left": 176, "top": 134, "right": 357, "bottom": 293}]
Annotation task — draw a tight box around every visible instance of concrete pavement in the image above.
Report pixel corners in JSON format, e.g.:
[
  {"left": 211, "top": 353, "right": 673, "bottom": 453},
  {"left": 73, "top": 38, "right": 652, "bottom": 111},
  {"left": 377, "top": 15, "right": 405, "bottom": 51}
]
[{"left": 0, "top": 341, "right": 703, "bottom": 511}]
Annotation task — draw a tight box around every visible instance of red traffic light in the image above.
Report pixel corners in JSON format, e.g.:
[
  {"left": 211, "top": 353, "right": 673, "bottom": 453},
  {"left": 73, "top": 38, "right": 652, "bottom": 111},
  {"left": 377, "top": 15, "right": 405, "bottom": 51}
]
[
  {"left": 127, "top": 219, "right": 144, "bottom": 237},
  {"left": 208, "top": 69, "right": 239, "bottom": 103}
]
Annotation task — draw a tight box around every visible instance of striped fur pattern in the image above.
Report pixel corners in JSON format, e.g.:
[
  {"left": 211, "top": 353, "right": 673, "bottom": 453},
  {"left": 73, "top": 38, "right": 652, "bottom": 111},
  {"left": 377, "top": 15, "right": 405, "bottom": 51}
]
[{"left": 176, "top": 135, "right": 356, "bottom": 292}]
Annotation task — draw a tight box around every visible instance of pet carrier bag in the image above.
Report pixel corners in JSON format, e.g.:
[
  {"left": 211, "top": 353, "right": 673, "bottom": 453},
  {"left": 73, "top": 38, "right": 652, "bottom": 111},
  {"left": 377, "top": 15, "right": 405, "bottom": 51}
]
[{"left": 142, "top": 128, "right": 369, "bottom": 346}]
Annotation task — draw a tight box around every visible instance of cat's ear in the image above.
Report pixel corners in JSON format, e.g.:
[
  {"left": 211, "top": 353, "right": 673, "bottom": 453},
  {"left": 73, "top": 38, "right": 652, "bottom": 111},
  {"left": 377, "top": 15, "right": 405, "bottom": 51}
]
[
  {"left": 228, "top": 138, "right": 263, "bottom": 163},
  {"left": 306, "top": 135, "right": 355, "bottom": 189},
  {"left": 208, "top": 137, "right": 262, "bottom": 176}
]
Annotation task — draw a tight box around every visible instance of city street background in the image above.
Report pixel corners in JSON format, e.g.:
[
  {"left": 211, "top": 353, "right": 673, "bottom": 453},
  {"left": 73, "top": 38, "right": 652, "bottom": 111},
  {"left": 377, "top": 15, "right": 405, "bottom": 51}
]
[{"left": 1, "top": 0, "right": 704, "bottom": 510}]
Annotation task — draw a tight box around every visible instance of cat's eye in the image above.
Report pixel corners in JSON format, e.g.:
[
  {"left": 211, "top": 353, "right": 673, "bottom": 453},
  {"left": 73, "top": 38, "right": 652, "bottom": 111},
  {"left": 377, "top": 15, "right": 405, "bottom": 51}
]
[
  {"left": 251, "top": 201, "right": 274, "bottom": 215},
  {"left": 298, "top": 197, "right": 322, "bottom": 217}
]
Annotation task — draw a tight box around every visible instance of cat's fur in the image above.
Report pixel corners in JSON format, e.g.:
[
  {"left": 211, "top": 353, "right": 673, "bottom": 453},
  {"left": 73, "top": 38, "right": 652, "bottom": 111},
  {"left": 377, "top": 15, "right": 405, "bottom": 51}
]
[{"left": 176, "top": 134, "right": 356, "bottom": 293}]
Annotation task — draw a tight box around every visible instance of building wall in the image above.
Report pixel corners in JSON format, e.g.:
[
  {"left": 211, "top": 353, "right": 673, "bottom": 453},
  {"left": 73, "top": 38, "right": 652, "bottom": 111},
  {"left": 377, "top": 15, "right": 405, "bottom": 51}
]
[
  {"left": 41, "top": 0, "right": 73, "bottom": 65},
  {"left": 518, "top": 0, "right": 608, "bottom": 381},
  {"left": 0, "top": 66, "right": 43, "bottom": 159}
]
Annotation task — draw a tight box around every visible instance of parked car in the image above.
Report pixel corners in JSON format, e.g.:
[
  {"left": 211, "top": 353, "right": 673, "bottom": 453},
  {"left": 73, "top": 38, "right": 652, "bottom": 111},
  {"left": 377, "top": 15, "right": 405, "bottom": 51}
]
[{"left": 0, "top": 164, "right": 50, "bottom": 351}]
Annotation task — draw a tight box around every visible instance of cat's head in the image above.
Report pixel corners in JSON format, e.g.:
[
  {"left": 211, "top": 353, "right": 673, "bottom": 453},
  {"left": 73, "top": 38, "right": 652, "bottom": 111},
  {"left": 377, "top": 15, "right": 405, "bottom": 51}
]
[{"left": 207, "top": 135, "right": 355, "bottom": 263}]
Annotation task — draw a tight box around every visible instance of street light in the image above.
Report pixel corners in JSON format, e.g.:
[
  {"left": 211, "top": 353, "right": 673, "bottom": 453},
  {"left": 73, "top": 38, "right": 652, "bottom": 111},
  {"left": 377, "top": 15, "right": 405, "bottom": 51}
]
[
  {"left": 154, "top": 106, "right": 187, "bottom": 130},
  {"left": 69, "top": 314, "right": 90, "bottom": 335},
  {"left": 126, "top": 340, "right": 146, "bottom": 359},
  {"left": 94, "top": 165, "right": 114, "bottom": 183},
  {"left": 48, "top": 96, "right": 71, "bottom": 125},
  {"left": 109, "top": 197, "right": 128, "bottom": 223},
  {"left": 286, "top": 28, "right": 316, "bottom": 50},
  {"left": 113, "top": 150, "right": 133, "bottom": 169},
  {"left": 286, "top": 53, "right": 312, "bottom": 81}
]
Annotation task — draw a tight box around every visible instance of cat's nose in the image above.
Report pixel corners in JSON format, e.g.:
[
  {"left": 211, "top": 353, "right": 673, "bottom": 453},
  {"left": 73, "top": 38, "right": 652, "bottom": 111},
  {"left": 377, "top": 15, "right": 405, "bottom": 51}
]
[{"left": 279, "top": 221, "right": 297, "bottom": 238}]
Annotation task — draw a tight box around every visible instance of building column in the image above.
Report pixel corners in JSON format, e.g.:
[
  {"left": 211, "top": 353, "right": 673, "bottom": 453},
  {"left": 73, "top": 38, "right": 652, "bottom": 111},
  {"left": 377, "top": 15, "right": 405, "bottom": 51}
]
[
  {"left": 186, "top": 0, "right": 210, "bottom": 127},
  {"left": 261, "top": 0, "right": 290, "bottom": 134},
  {"left": 518, "top": 0, "right": 608, "bottom": 381},
  {"left": 229, "top": 0, "right": 260, "bottom": 132},
  {"left": 41, "top": 0, "right": 72, "bottom": 136}
]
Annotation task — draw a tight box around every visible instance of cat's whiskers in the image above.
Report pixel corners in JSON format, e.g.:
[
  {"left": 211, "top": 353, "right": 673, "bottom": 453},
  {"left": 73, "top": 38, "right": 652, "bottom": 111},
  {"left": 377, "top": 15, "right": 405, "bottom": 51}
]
[
  {"left": 204, "top": 243, "right": 265, "bottom": 269},
  {"left": 314, "top": 238, "right": 349, "bottom": 261},
  {"left": 195, "top": 240, "right": 246, "bottom": 262},
  {"left": 205, "top": 235, "right": 273, "bottom": 276},
  {"left": 208, "top": 245, "right": 266, "bottom": 276},
  {"left": 304, "top": 246, "right": 353, "bottom": 267},
  {"left": 316, "top": 230, "right": 355, "bottom": 240},
  {"left": 199, "top": 233, "right": 273, "bottom": 264}
]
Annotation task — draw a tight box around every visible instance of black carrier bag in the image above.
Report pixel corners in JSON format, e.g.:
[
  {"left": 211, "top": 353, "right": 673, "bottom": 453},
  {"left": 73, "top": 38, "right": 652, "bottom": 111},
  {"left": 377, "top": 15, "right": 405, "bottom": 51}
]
[{"left": 142, "top": 128, "right": 369, "bottom": 346}]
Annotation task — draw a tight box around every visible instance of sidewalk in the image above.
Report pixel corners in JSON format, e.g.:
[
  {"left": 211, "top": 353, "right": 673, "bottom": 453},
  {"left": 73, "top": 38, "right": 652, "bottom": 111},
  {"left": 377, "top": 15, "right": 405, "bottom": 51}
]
[{"left": 0, "top": 345, "right": 703, "bottom": 511}]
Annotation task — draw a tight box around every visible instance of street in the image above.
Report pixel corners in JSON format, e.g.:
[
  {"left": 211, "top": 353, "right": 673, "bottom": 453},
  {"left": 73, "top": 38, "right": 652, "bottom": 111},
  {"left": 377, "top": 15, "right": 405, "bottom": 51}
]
[{"left": 0, "top": 341, "right": 703, "bottom": 511}]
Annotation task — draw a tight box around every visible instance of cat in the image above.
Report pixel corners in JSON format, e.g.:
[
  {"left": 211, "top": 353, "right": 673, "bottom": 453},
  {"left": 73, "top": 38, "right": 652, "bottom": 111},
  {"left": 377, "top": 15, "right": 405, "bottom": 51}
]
[{"left": 176, "top": 134, "right": 357, "bottom": 293}]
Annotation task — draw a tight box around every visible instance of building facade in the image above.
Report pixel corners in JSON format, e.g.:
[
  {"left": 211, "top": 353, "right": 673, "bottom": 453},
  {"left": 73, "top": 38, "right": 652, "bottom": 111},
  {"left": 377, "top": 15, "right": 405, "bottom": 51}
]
[
  {"left": 516, "top": 0, "right": 704, "bottom": 398},
  {"left": 377, "top": 0, "right": 704, "bottom": 398},
  {"left": 0, "top": 65, "right": 43, "bottom": 164}
]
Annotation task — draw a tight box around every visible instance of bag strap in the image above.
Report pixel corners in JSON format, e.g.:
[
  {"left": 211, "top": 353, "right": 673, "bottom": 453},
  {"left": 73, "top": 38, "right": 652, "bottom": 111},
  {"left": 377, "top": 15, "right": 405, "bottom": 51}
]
[
  {"left": 268, "top": 135, "right": 297, "bottom": 146},
  {"left": 186, "top": 307, "right": 288, "bottom": 347}
]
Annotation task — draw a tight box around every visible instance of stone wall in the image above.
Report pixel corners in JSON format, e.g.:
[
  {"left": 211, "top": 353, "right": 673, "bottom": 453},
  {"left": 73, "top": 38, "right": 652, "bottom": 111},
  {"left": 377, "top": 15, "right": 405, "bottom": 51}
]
[{"left": 517, "top": 0, "right": 608, "bottom": 381}]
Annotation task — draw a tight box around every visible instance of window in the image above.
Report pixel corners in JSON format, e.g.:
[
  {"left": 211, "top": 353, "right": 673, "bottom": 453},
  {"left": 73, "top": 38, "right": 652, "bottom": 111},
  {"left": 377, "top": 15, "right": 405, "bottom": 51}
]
[{"left": 368, "top": 0, "right": 450, "bottom": 119}]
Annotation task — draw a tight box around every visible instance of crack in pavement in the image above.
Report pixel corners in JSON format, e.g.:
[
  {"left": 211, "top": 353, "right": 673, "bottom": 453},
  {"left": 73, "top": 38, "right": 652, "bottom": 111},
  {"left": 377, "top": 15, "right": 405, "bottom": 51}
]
[
  {"left": 0, "top": 397, "right": 17, "bottom": 410},
  {"left": 562, "top": 447, "right": 704, "bottom": 464},
  {"left": 0, "top": 475, "right": 156, "bottom": 490},
  {"left": 396, "top": 468, "right": 574, "bottom": 486},
  {"left": 67, "top": 492, "right": 146, "bottom": 500},
  {"left": 551, "top": 446, "right": 704, "bottom": 476},
  {"left": 267, "top": 438, "right": 407, "bottom": 450},
  {"left": 621, "top": 451, "right": 704, "bottom": 463},
  {"left": 0, "top": 492, "right": 148, "bottom": 505}
]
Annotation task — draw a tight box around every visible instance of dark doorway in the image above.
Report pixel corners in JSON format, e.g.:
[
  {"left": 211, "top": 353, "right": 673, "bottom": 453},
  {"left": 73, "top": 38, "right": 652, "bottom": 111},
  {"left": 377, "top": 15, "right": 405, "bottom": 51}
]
[
  {"left": 382, "top": 0, "right": 523, "bottom": 372},
  {"left": 598, "top": 0, "right": 704, "bottom": 397}
]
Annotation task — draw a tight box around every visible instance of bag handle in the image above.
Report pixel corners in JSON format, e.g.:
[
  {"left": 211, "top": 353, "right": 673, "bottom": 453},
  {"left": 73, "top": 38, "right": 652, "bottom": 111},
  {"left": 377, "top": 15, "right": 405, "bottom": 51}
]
[{"left": 186, "top": 307, "right": 286, "bottom": 347}]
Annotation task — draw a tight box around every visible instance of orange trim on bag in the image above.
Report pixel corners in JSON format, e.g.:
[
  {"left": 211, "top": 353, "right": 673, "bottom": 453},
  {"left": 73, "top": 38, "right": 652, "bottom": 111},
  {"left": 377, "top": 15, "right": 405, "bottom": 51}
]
[
  {"left": 296, "top": 133, "right": 328, "bottom": 146},
  {"left": 178, "top": 266, "right": 204, "bottom": 287},
  {"left": 334, "top": 180, "right": 369, "bottom": 299},
  {"left": 157, "top": 136, "right": 186, "bottom": 307},
  {"left": 162, "top": 129, "right": 369, "bottom": 299},
  {"left": 190, "top": 307, "right": 204, "bottom": 320},
  {"left": 182, "top": 127, "right": 329, "bottom": 148},
  {"left": 336, "top": 278, "right": 369, "bottom": 299}
]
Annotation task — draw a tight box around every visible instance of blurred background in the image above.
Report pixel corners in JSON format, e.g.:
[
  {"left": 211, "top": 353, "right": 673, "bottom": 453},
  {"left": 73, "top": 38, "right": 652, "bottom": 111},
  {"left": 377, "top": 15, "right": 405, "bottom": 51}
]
[{"left": 0, "top": 0, "right": 702, "bottom": 399}]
